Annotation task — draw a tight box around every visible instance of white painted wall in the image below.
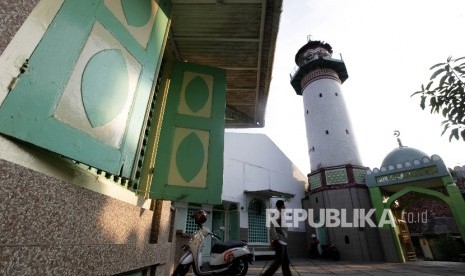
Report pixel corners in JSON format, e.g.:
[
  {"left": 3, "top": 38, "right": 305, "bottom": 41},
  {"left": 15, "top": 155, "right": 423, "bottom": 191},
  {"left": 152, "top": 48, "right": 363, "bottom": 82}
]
[
  {"left": 303, "top": 78, "right": 362, "bottom": 171},
  {"left": 223, "top": 132, "right": 307, "bottom": 231}
]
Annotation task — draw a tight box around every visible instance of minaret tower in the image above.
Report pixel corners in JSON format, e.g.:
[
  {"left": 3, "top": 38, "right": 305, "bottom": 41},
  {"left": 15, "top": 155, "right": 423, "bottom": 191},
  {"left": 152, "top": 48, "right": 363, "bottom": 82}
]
[
  {"left": 291, "top": 39, "right": 383, "bottom": 262},
  {"left": 291, "top": 40, "right": 361, "bottom": 171}
]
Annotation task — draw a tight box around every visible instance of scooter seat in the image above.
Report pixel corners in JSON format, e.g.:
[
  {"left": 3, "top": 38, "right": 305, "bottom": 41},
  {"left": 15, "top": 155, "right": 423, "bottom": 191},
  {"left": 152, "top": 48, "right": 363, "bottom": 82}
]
[{"left": 211, "top": 240, "right": 247, "bottom": 253}]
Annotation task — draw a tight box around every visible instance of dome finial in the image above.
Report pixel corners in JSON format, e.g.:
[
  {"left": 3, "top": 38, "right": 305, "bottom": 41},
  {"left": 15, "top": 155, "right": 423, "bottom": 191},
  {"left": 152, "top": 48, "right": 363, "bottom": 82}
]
[{"left": 393, "top": 130, "right": 403, "bottom": 147}]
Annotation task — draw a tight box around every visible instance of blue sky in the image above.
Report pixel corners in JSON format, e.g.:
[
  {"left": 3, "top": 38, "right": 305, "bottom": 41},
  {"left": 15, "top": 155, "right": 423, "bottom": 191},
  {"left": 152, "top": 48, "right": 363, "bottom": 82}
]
[{"left": 246, "top": 0, "right": 465, "bottom": 174}]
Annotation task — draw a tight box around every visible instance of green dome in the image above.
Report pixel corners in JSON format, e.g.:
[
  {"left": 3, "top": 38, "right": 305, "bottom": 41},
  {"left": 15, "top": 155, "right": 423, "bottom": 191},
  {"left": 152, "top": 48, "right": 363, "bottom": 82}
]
[{"left": 381, "top": 146, "right": 429, "bottom": 168}]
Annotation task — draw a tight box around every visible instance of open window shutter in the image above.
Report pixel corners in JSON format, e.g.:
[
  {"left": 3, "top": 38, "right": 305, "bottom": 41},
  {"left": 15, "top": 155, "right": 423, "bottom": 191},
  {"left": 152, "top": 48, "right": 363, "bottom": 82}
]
[
  {"left": 229, "top": 207, "right": 239, "bottom": 240},
  {"left": 0, "top": 0, "right": 171, "bottom": 178},
  {"left": 150, "top": 61, "right": 226, "bottom": 204}
]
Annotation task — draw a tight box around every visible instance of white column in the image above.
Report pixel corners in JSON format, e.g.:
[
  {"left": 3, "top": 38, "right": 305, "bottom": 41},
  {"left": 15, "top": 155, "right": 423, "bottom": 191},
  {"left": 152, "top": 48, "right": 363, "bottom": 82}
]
[{"left": 301, "top": 68, "right": 362, "bottom": 171}]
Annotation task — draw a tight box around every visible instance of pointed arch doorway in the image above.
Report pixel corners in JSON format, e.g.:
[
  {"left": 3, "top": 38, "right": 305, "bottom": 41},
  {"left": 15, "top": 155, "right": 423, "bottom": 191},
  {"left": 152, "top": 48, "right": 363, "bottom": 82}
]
[{"left": 366, "top": 152, "right": 465, "bottom": 262}]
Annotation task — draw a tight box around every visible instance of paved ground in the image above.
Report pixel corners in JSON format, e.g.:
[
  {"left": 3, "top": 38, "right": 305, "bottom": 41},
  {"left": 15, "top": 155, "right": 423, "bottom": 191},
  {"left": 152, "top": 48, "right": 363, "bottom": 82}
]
[
  {"left": 247, "top": 258, "right": 465, "bottom": 275},
  {"left": 186, "top": 258, "right": 465, "bottom": 275}
]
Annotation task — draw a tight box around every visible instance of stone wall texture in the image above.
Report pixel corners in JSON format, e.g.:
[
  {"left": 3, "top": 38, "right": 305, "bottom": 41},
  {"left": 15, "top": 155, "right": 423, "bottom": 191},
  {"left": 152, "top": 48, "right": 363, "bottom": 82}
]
[
  {"left": 0, "top": 0, "right": 40, "bottom": 55},
  {"left": 0, "top": 159, "right": 175, "bottom": 275}
]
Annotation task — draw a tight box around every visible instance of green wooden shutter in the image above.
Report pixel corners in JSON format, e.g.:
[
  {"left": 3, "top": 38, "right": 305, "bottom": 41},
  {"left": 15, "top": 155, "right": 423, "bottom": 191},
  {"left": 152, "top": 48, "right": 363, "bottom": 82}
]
[
  {"left": 0, "top": 0, "right": 171, "bottom": 178},
  {"left": 229, "top": 208, "right": 239, "bottom": 240},
  {"left": 211, "top": 209, "right": 225, "bottom": 246},
  {"left": 150, "top": 61, "right": 226, "bottom": 204}
]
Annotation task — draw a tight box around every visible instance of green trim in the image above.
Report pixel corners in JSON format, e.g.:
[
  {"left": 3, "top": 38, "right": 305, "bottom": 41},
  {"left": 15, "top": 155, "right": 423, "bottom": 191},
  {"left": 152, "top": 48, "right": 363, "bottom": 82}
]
[
  {"left": 0, "top": 0, "right": 171, "bottom": 179},
  {"left": 145, "top": 0, "right": 171, "bottom": 74},
  {"left": 0, "top": 0, "right": 97, "bottom": 136},
  {"left": 229, "top": 209, "right": 239, "bottom": 240},
  {"left": 176, "top": 132, "right": 205, "bottom": 182},
  {"left": 353, "top": 169, "right": 366, "bottom": 184},
  {"left": 386, "top": 186, "right": 450, "bottom": 207},
  {"left": 368, "top": 187, "right": 404, "bottom": 262},
  {"left": 185, "top": 76, "right": 210, "bottom": 112},
  {"left": 369, "top": 173, "right": 465, "bottom": 262},
  {"left": 309, "top": 174, "right": 322, "bottom": 189},
  {"left": 366, "top": 156, "right": 450, "bottom": 188},
  {"left": 368, "top": 187, "right": 388, "bottom": 229},
  {"left": 384, "top": 186, "right": 450, "bottom": 263},
  {"left": 119, "top": 1, "right": 171, "bottom": 177},
  {"left": 121, "top": 0, "right": 152, "bottom": 27},
  {"left": 151, "top": 61, "right": 226, "bottom": 204},
  {"left": 96, "top": 3, "right": 146, "bottom": 63},
  {"left": 174, "top": 115, "right": 213, "bottom": 130},
  {"left": 39, "top": 119, "right": 120, "bottom": 167},
  {"left": 82, "top": 49, "right": 129, "bottom": 127},
  {"left": 445, "top": 181, "right": 465, "bottom": 242},
  {"left": 325, "top": 169, "right": 348, "bottom": 185},
  {"left": 376, "top": 166, "right": 438, "bottom": 185}
]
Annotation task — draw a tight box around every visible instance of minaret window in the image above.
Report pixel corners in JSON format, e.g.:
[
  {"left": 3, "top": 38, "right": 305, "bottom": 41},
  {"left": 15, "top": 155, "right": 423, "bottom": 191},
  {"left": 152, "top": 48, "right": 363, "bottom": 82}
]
[
  {"left": 319, "top": 93, "right": 322, "bottom": 97},
  {"left": 335, "top": 92, "right": 338, "bottom": 96},
  {"left": 325, "top": 130, "right": 329, "bottom": 135},
  {"left": 306, "top": 109, "right": 309, "bottom": 114},
  {"left": 346, "top": 129, "right": 349, "bottom": 134},
  {"left": 345, "top": 235, "right": 350, "bottom": 244}
]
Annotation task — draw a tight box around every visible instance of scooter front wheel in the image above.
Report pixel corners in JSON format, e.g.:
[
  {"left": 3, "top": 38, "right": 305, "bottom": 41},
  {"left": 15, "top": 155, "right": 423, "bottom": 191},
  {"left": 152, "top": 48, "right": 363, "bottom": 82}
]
[
  {"left": 227, "top": 258, "right": 248, "bottom": 276},
  {"left": 172, "top": 264, "right": 190, "bottom": 276}
]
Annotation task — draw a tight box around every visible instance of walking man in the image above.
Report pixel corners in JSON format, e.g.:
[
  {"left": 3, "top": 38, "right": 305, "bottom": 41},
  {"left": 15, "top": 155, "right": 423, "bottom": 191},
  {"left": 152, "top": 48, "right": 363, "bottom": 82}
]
[{"left": 262, "top": 200, "right": 292, "bottom": 276}]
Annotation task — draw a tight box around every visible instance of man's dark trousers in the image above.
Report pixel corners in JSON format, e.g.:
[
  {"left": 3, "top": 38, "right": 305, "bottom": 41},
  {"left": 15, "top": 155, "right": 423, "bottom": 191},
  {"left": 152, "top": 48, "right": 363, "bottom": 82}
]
[{"left": 262, "top": 242, "right": 292, "bottom": 276}]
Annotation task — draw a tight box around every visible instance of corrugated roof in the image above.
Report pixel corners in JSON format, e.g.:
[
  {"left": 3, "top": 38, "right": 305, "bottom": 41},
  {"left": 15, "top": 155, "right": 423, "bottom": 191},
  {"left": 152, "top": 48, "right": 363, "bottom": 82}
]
[{"left": 170, "top": 0, "right": 282, "bottom": 127}]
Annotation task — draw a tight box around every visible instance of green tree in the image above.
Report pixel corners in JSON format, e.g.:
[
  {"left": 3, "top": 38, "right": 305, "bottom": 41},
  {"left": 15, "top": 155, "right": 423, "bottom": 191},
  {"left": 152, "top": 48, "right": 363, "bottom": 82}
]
[{"left": 412, "top": 56, "right": 465, "bottom": 141}]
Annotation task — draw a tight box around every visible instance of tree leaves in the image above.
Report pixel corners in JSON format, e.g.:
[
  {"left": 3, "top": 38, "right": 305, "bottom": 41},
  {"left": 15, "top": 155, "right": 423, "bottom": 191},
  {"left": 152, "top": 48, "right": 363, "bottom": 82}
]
[
  {"left": 430, "top": 68, "right": 445, "bottom": 80},
  {"left": 412, "top": 56, "right": 465, "bottom": 141}
]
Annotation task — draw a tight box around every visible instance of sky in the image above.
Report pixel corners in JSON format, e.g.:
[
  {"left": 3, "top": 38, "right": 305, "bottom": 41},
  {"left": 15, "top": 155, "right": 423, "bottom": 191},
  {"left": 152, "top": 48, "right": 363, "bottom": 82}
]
[{"left": 233, "top": 0, "right": 465, "bottom": 174}]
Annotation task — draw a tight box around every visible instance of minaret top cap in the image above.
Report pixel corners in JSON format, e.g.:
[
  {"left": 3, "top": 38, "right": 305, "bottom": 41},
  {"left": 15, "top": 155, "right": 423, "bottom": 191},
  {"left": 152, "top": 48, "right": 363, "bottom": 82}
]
[{"left": 295, "top": 40, "right": 333, "bottom": 65}]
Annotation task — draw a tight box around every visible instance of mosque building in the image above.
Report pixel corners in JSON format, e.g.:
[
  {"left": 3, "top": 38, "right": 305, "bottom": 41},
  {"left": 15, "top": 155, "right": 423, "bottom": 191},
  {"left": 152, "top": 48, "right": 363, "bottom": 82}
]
[{"left": 291, "top": 38, "right": 465, "bottom": 262}]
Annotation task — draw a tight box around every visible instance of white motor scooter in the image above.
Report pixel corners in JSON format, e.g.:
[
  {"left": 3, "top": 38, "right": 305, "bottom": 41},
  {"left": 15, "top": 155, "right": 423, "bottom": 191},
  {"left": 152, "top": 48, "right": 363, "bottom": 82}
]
[{"left": 172, "top": 210, "right": 254, "bottom": 276}]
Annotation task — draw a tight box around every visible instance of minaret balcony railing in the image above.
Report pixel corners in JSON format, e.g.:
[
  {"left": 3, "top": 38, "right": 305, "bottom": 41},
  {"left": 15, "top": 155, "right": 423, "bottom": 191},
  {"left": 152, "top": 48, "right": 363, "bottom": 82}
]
[
  {"left": 290, "top": 53, "right": 348, "bottom": 95},
  {"left": 290, "top": 52, "right": 343, "bottom": 80}
]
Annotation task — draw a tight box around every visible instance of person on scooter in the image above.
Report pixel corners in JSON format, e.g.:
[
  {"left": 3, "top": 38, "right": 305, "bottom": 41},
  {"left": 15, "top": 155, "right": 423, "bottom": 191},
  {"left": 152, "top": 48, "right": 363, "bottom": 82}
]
[{"left": 262, "top": 200, "right": 292, "bottom": 276}]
